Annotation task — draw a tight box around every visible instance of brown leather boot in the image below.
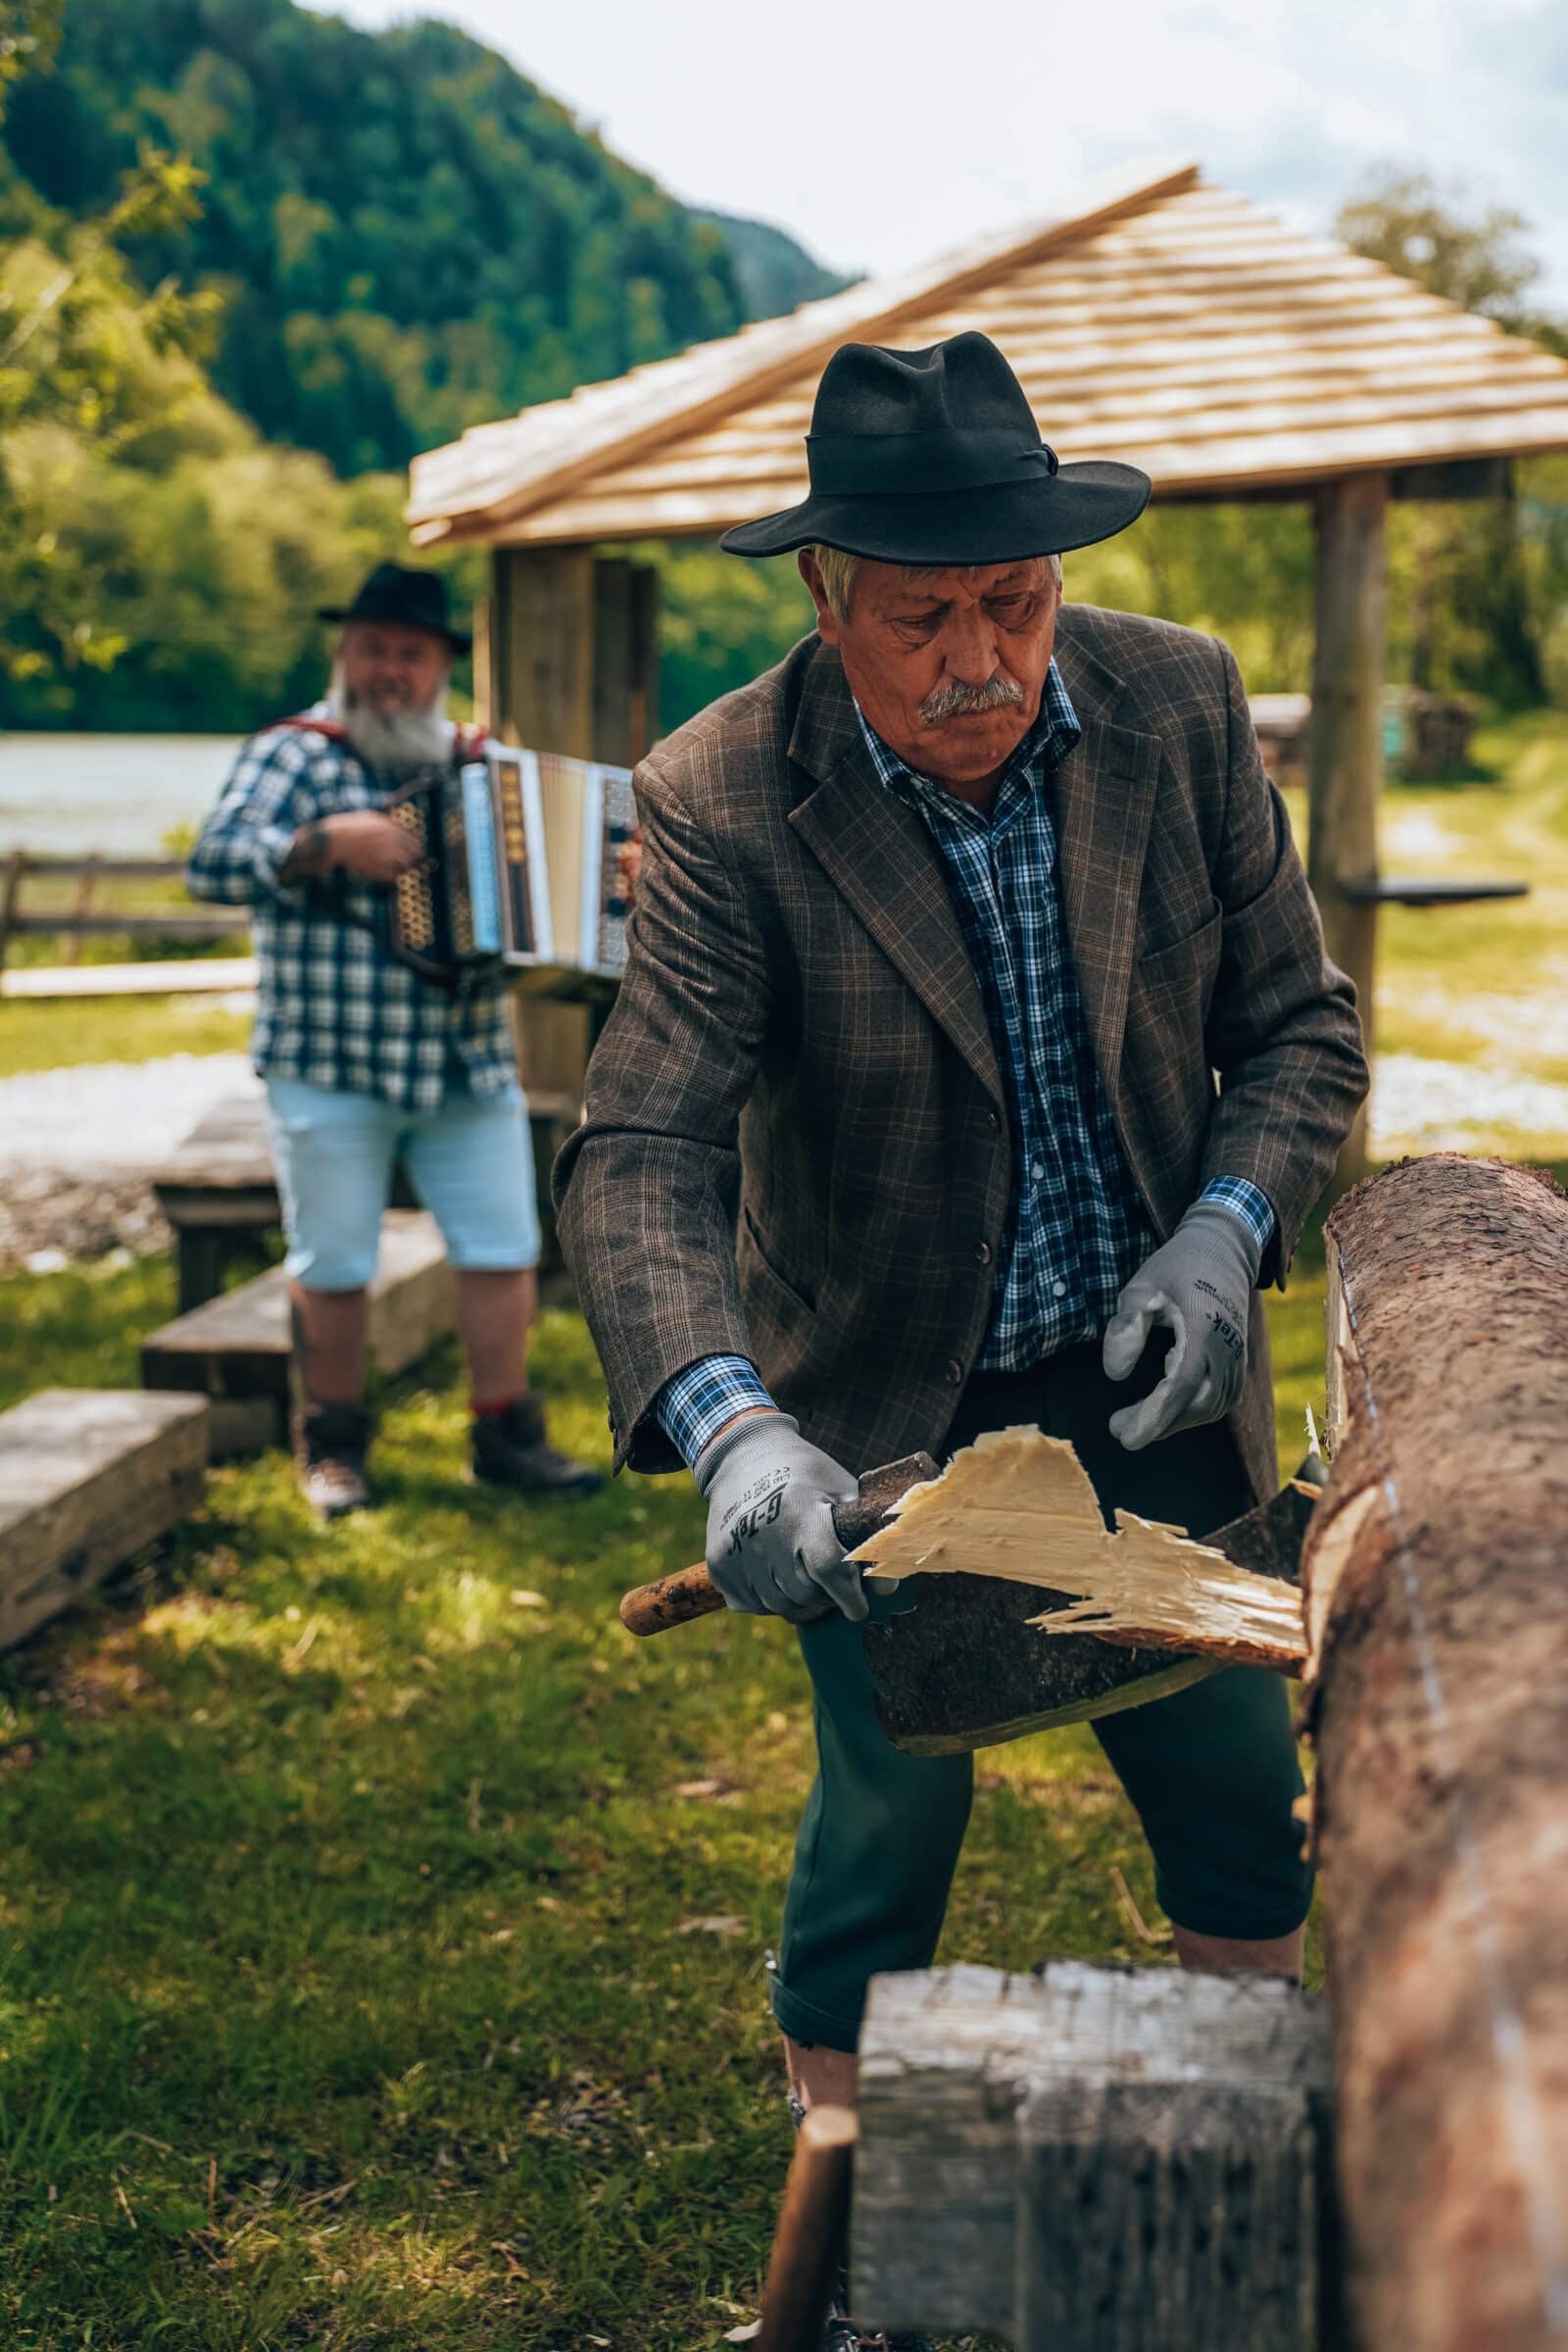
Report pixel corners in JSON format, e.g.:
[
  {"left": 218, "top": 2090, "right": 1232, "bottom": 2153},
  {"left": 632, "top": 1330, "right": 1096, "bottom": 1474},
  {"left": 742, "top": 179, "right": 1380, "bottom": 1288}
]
[
  {"left": 469, "top": 1396, "right": 603, "bottom": 1496},
  {"left": 294, "top": 1401, "right": 372, "bottom": 1518}
]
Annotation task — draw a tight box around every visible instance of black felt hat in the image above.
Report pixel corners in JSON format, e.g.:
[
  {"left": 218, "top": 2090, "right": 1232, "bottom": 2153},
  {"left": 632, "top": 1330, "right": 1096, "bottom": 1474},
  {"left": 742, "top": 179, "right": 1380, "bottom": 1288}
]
[
  {"left": 720, "top": 332, "right": 1151, "bottom": 564},
  {"left": 317, "top": 562, "right": 471, "bottom": 655}
]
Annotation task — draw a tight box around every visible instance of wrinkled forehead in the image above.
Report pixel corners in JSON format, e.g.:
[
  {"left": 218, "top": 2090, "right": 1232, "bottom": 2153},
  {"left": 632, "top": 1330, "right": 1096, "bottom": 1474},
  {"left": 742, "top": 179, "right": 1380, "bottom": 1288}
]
[{"left": 859, "top": 555, "right": 1054, "bottom": 611}]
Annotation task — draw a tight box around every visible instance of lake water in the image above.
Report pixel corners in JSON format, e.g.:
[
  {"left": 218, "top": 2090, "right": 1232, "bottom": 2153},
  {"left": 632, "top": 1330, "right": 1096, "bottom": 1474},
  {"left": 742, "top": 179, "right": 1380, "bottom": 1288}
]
[{"left": 0, "top": 734, "right": 243, "bottom": 857}]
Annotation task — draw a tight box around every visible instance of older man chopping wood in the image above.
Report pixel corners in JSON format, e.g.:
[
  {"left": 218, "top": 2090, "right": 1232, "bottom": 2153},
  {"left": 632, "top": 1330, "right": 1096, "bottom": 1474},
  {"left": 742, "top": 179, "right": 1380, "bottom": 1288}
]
[{"left": 556, "top": 331, "right": 1366, "bottom": 2335}]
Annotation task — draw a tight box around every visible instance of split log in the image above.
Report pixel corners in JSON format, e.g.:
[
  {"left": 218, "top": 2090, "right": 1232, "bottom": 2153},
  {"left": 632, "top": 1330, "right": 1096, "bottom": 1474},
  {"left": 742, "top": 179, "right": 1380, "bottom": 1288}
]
[
  {"left": 1302, "top": 1154, "right": 1568, "bottom": 2351},
  {"left": 852, "top": 1426, "right": 1309, "bottom": 1672},
  {"left": 853, "top": 1962, "right": 1338, "bottom": 2349}
]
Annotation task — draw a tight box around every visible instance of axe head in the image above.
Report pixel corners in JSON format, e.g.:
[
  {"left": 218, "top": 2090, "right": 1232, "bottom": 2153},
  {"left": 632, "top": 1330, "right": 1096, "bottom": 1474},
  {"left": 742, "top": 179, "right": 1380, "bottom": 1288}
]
[{"left": 862, "top": 1472, "right": 1320, "bottom": 1756}]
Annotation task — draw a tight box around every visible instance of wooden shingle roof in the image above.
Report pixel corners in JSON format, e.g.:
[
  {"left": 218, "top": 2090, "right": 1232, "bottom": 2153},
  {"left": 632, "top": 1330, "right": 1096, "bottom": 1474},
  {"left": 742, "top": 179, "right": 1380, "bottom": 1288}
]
[{"left": 407, "top": 155, "right": 1568, "bottom": 548}]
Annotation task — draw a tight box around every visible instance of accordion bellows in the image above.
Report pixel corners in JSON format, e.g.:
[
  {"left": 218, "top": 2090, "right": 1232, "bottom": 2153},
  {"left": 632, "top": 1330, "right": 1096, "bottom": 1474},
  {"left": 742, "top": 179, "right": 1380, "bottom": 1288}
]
[{"left": 387, "top": 746, "right": 636, "bottom": 996}]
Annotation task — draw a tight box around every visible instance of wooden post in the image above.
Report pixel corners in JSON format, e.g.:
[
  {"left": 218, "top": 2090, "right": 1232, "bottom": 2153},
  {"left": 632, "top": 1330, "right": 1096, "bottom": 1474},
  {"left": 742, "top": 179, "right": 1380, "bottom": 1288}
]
[
  {"left": 592, "top": 557, "right": 661, "bottom": 763},
  {"left": 1303, "top": 1156, "right": 1568, "bottom": 2350},
  {"left": 492, "top": 546, "right": 597, "bottom": 1101},
  {"left": 65, "top": 854, "right": 99, "bottom": 966},
  {"left": 757, "top": 2107, "right": 858, "bottom": 2352},
  {"left": 854, "top": 1962, "right": 1337, "bottom": 2347},
  {"left": 470, "top": 594, "right": 493, "bottom": 733},
  {"left": 1308, "top": 473, "right": 1388, "bottom": 1191},
  {"left": 489, "top": 545, "right": 660, "bottom": 1107},
  {"left": 0, "top": 849, "right": 27, "bottom": 984}
]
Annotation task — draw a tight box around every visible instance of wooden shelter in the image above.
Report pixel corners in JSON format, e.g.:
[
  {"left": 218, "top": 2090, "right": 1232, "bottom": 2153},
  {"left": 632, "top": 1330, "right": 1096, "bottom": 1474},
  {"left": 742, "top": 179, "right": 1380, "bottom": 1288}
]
[{"left": 408, "top": 154, "right": 1568, "bottom": 1172}]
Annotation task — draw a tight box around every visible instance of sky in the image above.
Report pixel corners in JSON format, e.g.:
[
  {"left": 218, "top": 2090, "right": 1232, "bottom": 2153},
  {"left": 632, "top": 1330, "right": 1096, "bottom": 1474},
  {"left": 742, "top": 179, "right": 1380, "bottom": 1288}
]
[{"left": 328, "top": 0, "right": 1568, "bottom": 310}]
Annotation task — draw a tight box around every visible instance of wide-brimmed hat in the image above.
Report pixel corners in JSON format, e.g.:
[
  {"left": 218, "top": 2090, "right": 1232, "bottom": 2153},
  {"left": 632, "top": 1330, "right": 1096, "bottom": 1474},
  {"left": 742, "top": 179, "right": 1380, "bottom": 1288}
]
[
  {"left": 317, "top": 562, "right": 471, "bottom": 655},
  {"left": 720, "top": 332, "right": 1151, "bottom": 566}
]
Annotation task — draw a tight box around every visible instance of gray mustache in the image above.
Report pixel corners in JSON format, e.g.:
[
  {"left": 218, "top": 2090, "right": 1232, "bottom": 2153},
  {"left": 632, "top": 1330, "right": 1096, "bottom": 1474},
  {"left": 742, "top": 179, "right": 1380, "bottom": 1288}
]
[{"left": 919, "top": 675, "right": 1025, "bottom": 724}]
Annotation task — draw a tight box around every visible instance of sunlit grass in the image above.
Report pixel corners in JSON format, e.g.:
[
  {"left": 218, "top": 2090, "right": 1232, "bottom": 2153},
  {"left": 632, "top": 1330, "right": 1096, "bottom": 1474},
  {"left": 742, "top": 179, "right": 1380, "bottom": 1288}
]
[
  {"left": 0, "top": 993, "right": 251, "bottom": 1078},
  {"left": 0, "top": 1257, "right": 1369, "bottom": 2350}
]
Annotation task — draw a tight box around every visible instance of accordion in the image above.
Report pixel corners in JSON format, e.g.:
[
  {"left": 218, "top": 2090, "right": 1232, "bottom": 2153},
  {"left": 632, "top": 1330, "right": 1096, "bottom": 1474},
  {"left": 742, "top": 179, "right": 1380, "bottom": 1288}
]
[{"left": 386, "top": 744, "right": 637, "bottom": 998}]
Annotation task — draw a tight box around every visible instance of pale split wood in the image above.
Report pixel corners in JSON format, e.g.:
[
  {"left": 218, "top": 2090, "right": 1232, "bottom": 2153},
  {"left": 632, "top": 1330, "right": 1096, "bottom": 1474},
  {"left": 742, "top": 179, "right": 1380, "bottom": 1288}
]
[{"left": 847, "top": 1426, "right": 1306, "bottom": 1674}]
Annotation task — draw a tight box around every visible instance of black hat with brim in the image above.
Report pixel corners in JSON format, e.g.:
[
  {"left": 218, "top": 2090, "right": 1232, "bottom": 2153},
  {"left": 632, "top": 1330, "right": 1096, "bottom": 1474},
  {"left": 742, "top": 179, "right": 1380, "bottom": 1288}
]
[
  {"left": 720, "top": 333, "right": 1151, "bottom": 564},
  {"left": 318, "top": 561, "right": 471, "bottom": 656}
]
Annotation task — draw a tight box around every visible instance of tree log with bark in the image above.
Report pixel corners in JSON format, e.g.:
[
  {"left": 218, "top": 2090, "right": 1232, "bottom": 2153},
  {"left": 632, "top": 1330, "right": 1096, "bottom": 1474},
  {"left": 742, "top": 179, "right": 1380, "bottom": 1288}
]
[{"left": 1302, "top": 1153, "right": 1568, "bottom": 2351}]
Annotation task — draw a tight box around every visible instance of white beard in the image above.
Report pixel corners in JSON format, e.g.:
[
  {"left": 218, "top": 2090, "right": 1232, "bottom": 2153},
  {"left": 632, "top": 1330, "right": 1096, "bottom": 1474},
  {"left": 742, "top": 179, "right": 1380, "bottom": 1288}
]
[{"left": 325, "top": 662, "right": 451, "bottom": 779}]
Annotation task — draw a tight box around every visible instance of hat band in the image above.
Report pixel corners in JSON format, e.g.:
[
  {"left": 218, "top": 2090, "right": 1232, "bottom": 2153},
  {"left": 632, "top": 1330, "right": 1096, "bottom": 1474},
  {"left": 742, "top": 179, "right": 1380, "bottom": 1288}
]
[{"left": 806, "top": 426, "right": 1058, "bottom": 498}]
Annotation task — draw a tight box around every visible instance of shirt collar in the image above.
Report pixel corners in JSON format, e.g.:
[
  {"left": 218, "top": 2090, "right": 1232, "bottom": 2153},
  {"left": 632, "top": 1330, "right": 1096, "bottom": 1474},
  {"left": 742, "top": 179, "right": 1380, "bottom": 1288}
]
[{"left": 852, "top": 659, "right": 1080, "bottom": 808}]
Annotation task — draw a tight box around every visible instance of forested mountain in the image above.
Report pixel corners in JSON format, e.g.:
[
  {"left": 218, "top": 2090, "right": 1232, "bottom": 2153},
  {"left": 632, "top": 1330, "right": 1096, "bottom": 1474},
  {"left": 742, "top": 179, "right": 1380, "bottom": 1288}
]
[
  {"left": 0, "top": 0, "right": 845, "bottom": 475},
  {"left": 694, "top": 210, "right": 857, "bottom": 318}
]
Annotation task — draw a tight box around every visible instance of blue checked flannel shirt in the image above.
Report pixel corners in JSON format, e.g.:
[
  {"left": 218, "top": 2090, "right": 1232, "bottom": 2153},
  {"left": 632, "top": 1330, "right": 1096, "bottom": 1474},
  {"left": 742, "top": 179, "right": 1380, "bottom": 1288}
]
[
  {"left": 657, "top": 661, "right": 1276, "bottom": 1473},
  {"left": 187, "top": 706, "right": 517, "bottom": 1111}
]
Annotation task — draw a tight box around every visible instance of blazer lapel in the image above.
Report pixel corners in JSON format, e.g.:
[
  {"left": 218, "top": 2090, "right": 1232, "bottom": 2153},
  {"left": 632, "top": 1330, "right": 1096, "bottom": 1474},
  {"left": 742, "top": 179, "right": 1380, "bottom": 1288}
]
[
  {"left": 786, "top": 649, "right": 1004, "bottom": 1110},
  {"left": 1049, "top": 627, "right": 1163, "bottom": 1101}
]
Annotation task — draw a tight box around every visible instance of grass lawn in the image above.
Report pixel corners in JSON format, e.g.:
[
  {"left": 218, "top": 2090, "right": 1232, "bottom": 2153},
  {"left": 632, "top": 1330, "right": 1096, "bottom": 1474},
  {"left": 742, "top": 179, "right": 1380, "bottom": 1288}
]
[{"left": 0, "top": 1250, "right": 1345, "bottom": 2351}]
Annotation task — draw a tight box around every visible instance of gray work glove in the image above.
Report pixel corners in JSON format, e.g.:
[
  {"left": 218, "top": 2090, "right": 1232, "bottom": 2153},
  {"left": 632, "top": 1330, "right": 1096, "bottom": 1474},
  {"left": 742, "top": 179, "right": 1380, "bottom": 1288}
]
[
  {"left": 1102, "top": 1201, "right": 1261, "bottom": 1452},
  {"left": 694, "top": 1410, "right": 864, "bottom": 1623}
]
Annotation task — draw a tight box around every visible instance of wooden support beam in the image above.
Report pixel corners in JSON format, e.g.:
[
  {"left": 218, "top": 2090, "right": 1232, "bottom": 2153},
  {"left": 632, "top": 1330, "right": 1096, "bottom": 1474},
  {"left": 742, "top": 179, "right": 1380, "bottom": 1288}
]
[
  {"left": 1, "top": 1390, "right": 209, "bottom": 1651},
  {"left": 1302, "top": 1155, "right": 1568, "bottom": 2350},
  {"left": 1308, "top": 471, "right": 1388, "bottom": 1191},
  {"left": 488, "top": 545, "right": 660, "bottom": 1272},
  {"left": 854, "top": 1962, "right": 1338, "bottom": 2348}
]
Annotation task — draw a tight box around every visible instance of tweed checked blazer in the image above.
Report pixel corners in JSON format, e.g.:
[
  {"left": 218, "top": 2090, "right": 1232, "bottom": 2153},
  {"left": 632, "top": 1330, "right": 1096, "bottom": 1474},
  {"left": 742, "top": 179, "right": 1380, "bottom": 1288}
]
[{"left": 554, "top": 602, "right": 1368, "bottom": 1501}]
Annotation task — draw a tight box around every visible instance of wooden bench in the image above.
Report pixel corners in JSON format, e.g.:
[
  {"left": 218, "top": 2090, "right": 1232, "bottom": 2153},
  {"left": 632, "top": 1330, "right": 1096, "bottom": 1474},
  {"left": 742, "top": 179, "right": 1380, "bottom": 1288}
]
[
  {"left": 151, "top": 1088, "right": 581, "bottom": 1312},
  {"left": 0, "top": 1390, "right": 210, "bottom": 1652},
  {"left": 140, "top": 1209, "right": 456, "bottom": 1456},
  {"left": 151, "top": 1095, "right": 285, "bottom": 1312}
]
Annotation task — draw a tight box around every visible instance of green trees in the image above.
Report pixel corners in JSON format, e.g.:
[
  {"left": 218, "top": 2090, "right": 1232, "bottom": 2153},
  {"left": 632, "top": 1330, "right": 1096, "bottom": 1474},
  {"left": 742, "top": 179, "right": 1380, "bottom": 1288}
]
[{"left": 3, "top": 0, "right": 752, "bottom": 474}]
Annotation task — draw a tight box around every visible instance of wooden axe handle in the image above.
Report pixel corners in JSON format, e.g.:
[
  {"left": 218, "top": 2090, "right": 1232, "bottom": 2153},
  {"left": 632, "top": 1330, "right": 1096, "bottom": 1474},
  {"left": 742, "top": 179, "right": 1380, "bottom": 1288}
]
[{"left": 618, "top": 1450, "right": 939, "bottom": 1638}]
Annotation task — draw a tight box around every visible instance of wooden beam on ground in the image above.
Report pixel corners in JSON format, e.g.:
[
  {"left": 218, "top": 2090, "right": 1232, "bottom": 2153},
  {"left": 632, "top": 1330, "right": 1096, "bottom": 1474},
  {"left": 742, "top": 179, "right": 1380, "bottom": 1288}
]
[
  {"left": 1301, "top": 1154, "right": 1568, "bottom": 2351},
  {"left": 0, "top": 1390, "right": 209, "bottom": 1651},
  {"left": 1308, "top": 471, "right": 1388, "bottom": 1191},
  {"left": 0, "top": 956, "right": 259, "bottom": 1001},
  {"left": 140, "top": 1210, "right": 455, "bottom": 1456},
  {"left": 853, "top": 1962, "right": 1337, "bottom": 2349}
]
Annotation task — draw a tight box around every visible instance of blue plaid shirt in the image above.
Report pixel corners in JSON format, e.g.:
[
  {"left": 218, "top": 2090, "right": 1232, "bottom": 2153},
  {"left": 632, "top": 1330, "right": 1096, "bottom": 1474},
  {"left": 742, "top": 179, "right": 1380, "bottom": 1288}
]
[
  {"left": 657, "top": 663, "right": 1274, "bottom": 1470},
  {"left": 187, "top": 707, "right": 517, "bottom": 1111}
]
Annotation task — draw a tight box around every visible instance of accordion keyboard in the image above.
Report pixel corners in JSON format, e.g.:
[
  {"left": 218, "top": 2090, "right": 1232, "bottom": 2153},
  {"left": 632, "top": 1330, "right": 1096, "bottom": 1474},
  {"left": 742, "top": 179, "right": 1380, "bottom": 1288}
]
[{"left": 391, "top": 800, "right": 436, "bottom": 951}]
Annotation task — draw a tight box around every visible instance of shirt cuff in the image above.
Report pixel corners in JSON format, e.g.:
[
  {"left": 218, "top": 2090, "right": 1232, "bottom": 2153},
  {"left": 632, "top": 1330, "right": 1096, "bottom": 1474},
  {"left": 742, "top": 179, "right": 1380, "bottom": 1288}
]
[
  {"left": 1198, "top": 1176, "right": 1277, "bottom": 1258},
  {"left": 655, "top": 1354, "right": 776, "bottom": 1471},
  {"left": 250, "top": 821, "right": 309, "bottom": 903}
]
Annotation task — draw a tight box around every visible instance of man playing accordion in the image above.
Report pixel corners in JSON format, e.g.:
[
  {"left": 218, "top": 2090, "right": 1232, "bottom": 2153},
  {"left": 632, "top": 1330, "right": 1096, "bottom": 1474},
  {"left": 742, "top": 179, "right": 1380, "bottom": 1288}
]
[{"left": 188, "top": 561, "right": 600, "bottom": 1516}]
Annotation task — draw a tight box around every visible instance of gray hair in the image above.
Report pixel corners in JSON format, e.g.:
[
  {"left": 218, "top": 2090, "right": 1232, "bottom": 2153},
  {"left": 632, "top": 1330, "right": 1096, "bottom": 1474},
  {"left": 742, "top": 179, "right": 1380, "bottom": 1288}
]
[{"left": 809, "top": 545, "right": 1061, "bottom": 623}]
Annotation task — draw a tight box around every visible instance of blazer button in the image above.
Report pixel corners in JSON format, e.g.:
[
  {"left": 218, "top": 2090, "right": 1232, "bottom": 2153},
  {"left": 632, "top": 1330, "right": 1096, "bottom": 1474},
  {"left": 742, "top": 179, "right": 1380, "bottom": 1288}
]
[
  {"left": 974, "top": 1240, "right": 992, "bottom": 1266},
  {"left": 985, "top": 1108, "right": 1001, "bottom": 1132},
  {"left": 945, "top": 1357, "right": 964, "bottom": 1386}
]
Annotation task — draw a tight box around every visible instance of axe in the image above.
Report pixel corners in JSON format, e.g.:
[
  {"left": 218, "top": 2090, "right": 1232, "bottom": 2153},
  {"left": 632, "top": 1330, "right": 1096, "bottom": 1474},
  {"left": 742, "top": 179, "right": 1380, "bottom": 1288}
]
[
  {"left": 619, "top": 1451, "right": 1322, "bottom": 1756},
  {"left": 618, "top": 1452, "right": 939, "bottom": 1636}
]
